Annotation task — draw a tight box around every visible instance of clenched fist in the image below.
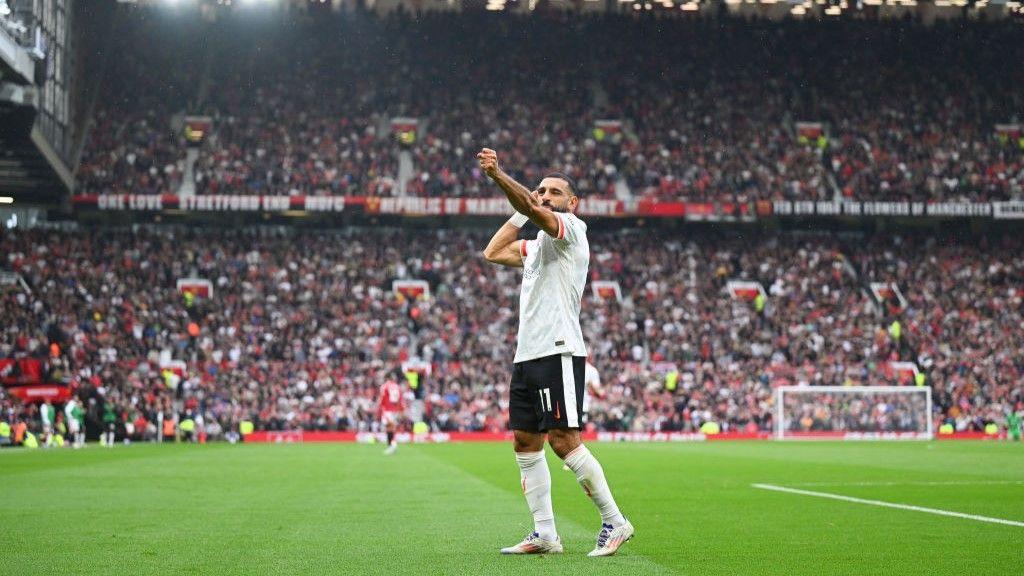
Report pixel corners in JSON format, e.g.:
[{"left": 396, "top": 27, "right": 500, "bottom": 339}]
[{"left": 477, "top": 148, "right": 500, "bottom": 177}]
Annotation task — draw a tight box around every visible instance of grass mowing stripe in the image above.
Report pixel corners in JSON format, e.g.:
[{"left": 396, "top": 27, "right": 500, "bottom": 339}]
[
  {"left": 751, "top": 483, "right": 1024, "bottom": 528},
  {"left": 1, "top": 444, "right": 676, "bottom": 576},
  {"left": 0, "top": 443, "right": 236, "bottom": 477},
  {"left": 5, "top": 442, "right": 1022, "bottom": 575},
  {"left": 413, "top": 445, "right": 679, "bottom": 576}
]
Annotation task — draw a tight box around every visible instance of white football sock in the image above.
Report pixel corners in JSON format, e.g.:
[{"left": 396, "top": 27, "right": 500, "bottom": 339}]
[
  {"left": 563, "top": 445, "right": 626, "bottom": 527},
  {"left": 515, "top": 450, "right": 557, "bottom": 541}
]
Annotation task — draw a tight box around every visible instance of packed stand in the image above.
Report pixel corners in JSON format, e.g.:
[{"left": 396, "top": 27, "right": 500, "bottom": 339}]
[
  {"left": 75, "top": 13, "right": 205, "bottom": 197},
  {"left": 190, "top": 15, "right": 400, "bottom": 197},
  {"left": 76, "top": 10, "right": 1024, "bottom": 203},
  {"left": 851, "top": 234, "right": 1024, "bottom": 432},
  {"left": 2, "top": 226, "right": 1022, "bottom": 446},
  {"left": 597, "top": 18, "right": 1024, "bottom": 203},
  {"left": 817, "top": 22, "right": 1024, "bottom": 202}
]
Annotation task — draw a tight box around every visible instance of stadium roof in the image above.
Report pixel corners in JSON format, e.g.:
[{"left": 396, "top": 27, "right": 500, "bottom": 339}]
[
  {"left": 117, "top": 0, "right": 1022, "bottom": 20},
  {"left": 0, "top": 100, "right": 73, "bottom": 206}
]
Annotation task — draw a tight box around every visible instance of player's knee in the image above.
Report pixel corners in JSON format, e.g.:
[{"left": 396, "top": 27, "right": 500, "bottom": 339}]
[
  {"left": 513, "top": 430, "right": 544, "bottom": 452},
  {"left": 547, "top": 429, "right": 581, "bottom": 459}
]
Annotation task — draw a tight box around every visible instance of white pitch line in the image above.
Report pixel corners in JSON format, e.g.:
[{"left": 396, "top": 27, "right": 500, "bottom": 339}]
[
  {"left": 752, "top": 483, "right": 1024, "bottom": 528},
  {"left": 788, "top": 480, "right": 1024, "bottom": 488}
]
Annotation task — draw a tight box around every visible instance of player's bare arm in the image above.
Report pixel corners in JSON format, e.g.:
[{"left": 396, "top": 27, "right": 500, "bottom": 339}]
[
  {"left": 482, "top": 221, "right": 524, "bottom": 268},
  {"left": 477, "top": 148, "right": 561, "bottom": 237}
]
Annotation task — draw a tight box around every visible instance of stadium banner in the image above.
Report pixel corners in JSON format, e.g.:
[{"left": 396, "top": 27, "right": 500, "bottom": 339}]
[
  {"left": 994, "top": 123, "right": 1021, "bottom": 144},
  {"left": 160, "top": 360, "right": 187, "bottom": 379},
  {"left": 869, "top": 282, "right": 907, "bottom": 310},
  {"left": 593, "top": 119, "right": 623, "bottom": 143},
  {"left": 182, "top": 116, "right": 212, "bottom": 149},
  {"left": 74, "top": 195, "right": 625, "bottom": 216},
  {"left": 0, "top": 270, "right": 31, "bottom": 292},
  {"left": 924, "top": 202, "right": 994, "bottom": 217},
  {"left": 770, "top": 200, "right": 992, "bottom": 218},
  {"left": 4, "top": 384, "right": 72, "bottom": 403},
  {"left": 795, "top": 121, "right": 823, "bottom": 138},
  {"left": 636, "top": 200, "right": 685, "bottom": 217},
  {"left": 787, "top": 431, "right": 1008, "bottom": 440},
  {"left": 244, "top": 431, "right": 773, "bottom": 443},
  {"left": 0, "top": 358, "right": 45, "bottom": 386},
  {"left": 936, "top": 431, "right": 1008, "bottom": 440},
  {"left": 591, "top": 280, "right": 623, "bottom": 303},
  {"left": 885, "top": 361, "right": 921, "bottom": 384},
  {"left": 401, "top": 359, "right": 432, "bottom": 377},
  {"left": 726, "top": 280, "right": 766, "bottom": 301},
  {"left": 595, "top": 432, "right": 771, "bottom": 442},
  {"left": 992, "top": 201, "right": 1024, "bottom": 219},
  {"left": 795, "top": 121, "right": 825, "bottom": 145},
  {"left": 593, "top": 119, "right": 622, "bottom": 134},
  {"left": 72, "top": 194, "right": 1004, "bottom": 221},
  {"left": 392, "top": 279, "right": 430, "bottom": 300},
  {"left": 366, "top": 197, "right": 629, "bottom": 217},
  {"left": 246, "top": 431, "right": 517, "bottom": 444},
  {"left": 784, "top": 431, "right": 930, "bottom": 441},
  {"left": 244, "top": 430, "right": 1001, "bottom": 443},
  {"left": 176, "top": 277, "right": 213, "bottom": 298},
  {"left": 390, "top": 117, "right": 419, "bottom": 146},
  {"left": 647, "top": 201, "right": 754, "bottom": 222},
  {"left": 682, "top": 202, "right": 749, "bottom": 221}
]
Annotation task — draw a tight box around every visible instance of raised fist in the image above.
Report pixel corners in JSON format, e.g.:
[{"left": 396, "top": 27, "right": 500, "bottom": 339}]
[{"left": 477, "top": 148, "right": 499, "bottom": 176}]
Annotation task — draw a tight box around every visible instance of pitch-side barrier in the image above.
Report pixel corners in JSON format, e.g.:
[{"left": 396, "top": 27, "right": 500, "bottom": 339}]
[{"left": 244, "top": 430, "right": 1006, "bottom": 443}]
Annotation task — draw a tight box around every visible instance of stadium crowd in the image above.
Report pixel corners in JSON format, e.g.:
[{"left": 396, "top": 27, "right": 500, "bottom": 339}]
[
  {"left": 75, "top": 15, "right": 204, "bottom": 198},
  {"left": 74, "top": 11, "right": 1024, "bottom": 203},
  {"left": 2, "top": 226, "right": 1021, "bottom": 445}
]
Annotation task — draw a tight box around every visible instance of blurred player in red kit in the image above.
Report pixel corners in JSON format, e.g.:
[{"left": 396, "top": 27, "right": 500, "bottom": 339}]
[{"left": 378, "top": 378, "right": 404, "bottom": 456}]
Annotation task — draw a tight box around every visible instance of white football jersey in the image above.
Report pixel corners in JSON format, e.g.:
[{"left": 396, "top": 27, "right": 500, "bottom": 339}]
[
  {"left": 514, "top": 212, "right": 589, "bottom": 363},
  {"left": 582, "top": 361, "right": 600, "bottom": 416},
  {"left": 584, "top": 362, "right": 600, "bottom": 389}
]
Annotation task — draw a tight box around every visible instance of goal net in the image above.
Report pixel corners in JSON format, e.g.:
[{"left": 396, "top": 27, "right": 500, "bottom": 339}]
[{"left": 775, "top": 386, "right": 933, "bottom": 440}]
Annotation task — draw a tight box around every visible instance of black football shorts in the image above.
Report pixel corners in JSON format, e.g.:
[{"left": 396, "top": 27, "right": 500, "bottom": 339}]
[{"left": 509, "top": 353, "right": 586, "bottom": 432}]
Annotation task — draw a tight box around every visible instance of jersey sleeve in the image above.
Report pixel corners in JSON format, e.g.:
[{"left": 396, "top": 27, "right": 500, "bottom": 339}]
[
  {"left": 553, "top": 213, "right": 585, "bottom": 246},
  {"left": 521, "top": 238, "right": 540, "bottom": 260}
]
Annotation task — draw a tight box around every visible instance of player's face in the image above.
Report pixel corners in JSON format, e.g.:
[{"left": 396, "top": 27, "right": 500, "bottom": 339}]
[{"left": 535, "top": 177, "right": 577, "bottom": 213}]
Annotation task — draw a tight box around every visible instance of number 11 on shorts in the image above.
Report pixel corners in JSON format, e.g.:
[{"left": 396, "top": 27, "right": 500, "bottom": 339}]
[{"left": 539, "top": 388, "right": 552, "bottom": 412}]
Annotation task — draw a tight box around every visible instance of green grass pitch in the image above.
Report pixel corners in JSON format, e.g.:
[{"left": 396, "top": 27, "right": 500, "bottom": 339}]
[{"left": 3, "top": 441, "right": 1022, "bottom": 575}]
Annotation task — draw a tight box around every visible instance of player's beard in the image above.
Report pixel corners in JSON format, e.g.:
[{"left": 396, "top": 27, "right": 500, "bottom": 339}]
[{"left": 542, "top": 201, "right": 568, "bottom": 213}]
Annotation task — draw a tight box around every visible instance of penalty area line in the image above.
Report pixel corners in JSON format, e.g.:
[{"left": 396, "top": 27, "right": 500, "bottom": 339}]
[{"left": 751, "top": 483, "right": 1024, "bottom": 528}]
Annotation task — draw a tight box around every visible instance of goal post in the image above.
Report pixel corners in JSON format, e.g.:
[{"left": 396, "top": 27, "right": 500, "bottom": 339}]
[{"left": 775, "top": 386, "right": 933, "bottom": 440}]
